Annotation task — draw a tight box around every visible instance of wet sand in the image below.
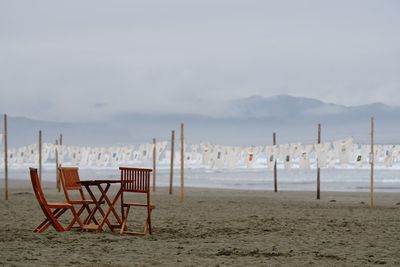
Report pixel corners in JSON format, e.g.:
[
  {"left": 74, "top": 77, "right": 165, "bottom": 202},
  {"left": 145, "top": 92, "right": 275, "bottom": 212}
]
[{"left": 1, "top": 179, "right": 400, "bottom": 266}]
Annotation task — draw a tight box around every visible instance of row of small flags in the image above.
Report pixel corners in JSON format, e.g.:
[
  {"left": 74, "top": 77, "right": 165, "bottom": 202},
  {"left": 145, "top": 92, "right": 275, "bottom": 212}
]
[{"left": 0, "top": 138, "right": 398, "bottom": 169}]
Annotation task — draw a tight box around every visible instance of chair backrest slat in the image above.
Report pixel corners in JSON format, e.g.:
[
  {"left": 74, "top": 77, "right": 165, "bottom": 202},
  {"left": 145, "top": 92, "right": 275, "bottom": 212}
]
[
  {"left": 119, "top": 167, "right": 152, "bottom": 193},
  {"left": 139, "top": 170, "right": 142, "bottom": 191}
]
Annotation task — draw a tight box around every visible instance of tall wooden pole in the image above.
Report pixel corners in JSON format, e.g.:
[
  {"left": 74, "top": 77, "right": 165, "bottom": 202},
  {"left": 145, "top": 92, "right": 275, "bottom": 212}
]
[
  {"left": 4, "top": 114, "right": 8, "bottom": 200},
  {"left": 180, "top": 123, "right": 184, "bottom": 203},
  {"left": 55, "top": 139, "right": 60, "bottom": 192},
  {"left": 317, "top": 123, "right": 321, "bottom": 200},
  {"left": 152, "top": 138, "right": 156, "bottom": 192},
  {"left": 370, "top": 117, "right": 375, "bottom": 208},
  {"left": 57, "top": 133, "right": 63, "bottom": 190},
  {"left": 273, "top": 132, "right": 278, "bottom": 192},
  {"left": 59, "top": 133, "right": 63, "bottom": 165},
  {"left": 38, "top": 130, "right": 42, "bottom": 183},
  {"left": 169, "top": 130, "right": 175, "bottom": 195}
]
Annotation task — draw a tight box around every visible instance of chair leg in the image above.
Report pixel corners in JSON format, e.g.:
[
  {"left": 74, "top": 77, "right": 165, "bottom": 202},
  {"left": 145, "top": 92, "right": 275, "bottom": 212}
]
[
  {"left": 46, "top": 208, "right": 67, "bottom": 233},
  {"left": 96, "top": 190, "right": 121, "bottom": 232},
  {"left": 66, "top": 207, "right": 83, "bottom": 231},
  {"left": 77, "top": 205, "right": 86, "bottom": 222},
  {"left": 35, "top": 208, "right": 67, "bottom": 233},
  {"left": 120, "top": 206, "right": 130, "bottom": 235},
  {"left": 34, "top": 213, "right": 55, "bottom": 233},
  {"left": 34, "top": 208, "right": 62, "bottom": 232},
  {"left": 148, "top": 209, "right": 152, "bottom": 235},
  {"left": 68, "top": 205, "right": 85, "bottom": 228},
  {"left": 84, "top": 205, "right": 100, "bottom": 225},
  {"left": 34, "top": 219, "right": 50, "bottom": 232},
  {"left": 120, "top": 206, "right": 153, "bottom": 236}
]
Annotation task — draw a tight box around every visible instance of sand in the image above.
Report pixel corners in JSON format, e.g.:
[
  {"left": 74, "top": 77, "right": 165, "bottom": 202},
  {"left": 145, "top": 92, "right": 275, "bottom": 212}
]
[{"left": 0, "top": 179, "right": 400, "bottom": 266}]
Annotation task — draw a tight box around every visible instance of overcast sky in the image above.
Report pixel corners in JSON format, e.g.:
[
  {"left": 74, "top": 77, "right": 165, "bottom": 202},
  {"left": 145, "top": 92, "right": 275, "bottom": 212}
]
[{"left": 1, "top": 0, "right": 399, "bottom": 122}]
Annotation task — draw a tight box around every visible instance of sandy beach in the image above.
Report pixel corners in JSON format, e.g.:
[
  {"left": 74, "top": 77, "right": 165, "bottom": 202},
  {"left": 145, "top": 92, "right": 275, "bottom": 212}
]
[{"left": 0, "top": 179, "right": 399, "bottom": 266}]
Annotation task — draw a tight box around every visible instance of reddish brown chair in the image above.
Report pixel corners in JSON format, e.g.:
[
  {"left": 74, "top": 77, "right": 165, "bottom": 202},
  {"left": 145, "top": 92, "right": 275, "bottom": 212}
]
[
  {"left": 29, "top": 168, "right": 82, "bottom": 233},
  {"left": 58, "top": 166, "right": 100, "bottom": 226},
  {"left": 119, "top": 167, "right": 155, "bottom": 235}
]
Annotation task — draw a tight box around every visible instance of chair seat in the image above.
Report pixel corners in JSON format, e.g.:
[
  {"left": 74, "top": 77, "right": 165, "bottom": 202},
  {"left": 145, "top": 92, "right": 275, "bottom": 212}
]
[
  {"left": 47, "top": 202, "right": 73, "bottom": 208},
  {"left": 123, "top": 203, "right": 155, "bottom": 209}
]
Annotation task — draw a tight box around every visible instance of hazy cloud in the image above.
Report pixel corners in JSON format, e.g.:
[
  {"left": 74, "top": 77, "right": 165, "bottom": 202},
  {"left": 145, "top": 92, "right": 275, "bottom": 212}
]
[
  {"left": 94, "top": 102, "right": 108, "bottom": 109},
  {"left": 1, "top": 0, "right": 399, "bottom": 121}
]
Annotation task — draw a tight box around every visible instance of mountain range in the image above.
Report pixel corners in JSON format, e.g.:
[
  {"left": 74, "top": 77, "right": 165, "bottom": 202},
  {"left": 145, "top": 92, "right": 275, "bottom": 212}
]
[{"left": 3, "top": 95, "right": 400, "bottom": 147}]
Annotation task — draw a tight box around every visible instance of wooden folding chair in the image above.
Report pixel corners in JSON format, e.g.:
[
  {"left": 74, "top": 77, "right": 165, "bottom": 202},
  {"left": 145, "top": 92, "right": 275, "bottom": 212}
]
[
  {"left": 119, "top": 167, "right": 155, "bottom": 235},
  {"left": 58, "top": 166, "right": 101, "bottom": 226},
  {"left": 29, "top": 168, "right": 82, "bottom": 233}
]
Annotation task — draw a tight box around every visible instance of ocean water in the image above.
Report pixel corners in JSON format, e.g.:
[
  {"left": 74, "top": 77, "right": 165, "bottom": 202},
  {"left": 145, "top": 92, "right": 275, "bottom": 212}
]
[{"left": 6, "top": 166, "right": 400, "bottom": 192}]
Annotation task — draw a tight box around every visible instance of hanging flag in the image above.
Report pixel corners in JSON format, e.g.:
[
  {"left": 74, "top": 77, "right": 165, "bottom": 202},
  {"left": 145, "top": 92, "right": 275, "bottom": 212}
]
[
  {"left": 289, "top": 143, "right": 301, "bottom": 161},
  {"left": 299, "top": 150, "right": 310, "bottom": 169},
  {"left": 95, "top": 148, "right": 105, "bottom": 166},
  {"left": 352, "top": 144, "right": 363, "bottom": 168},
  {"left": 69, "top": 146, "right": 79, "bottom": 165},
  {"left": 15, "top": 146, "right": 27, "bottom": 166},
  {"left": 185, "top": 144, "right": 198, "bottom": 165},
  {"left": 132, "top": 145, "right": 141, "bottom": 161},
  {"left": 201, "top": 143, "right": 212, "bottom": 166},
  {"left": 42, "top": 143, "right": 51, "bottom": 163},
  {"left": 278, "top": 144, "right": 289, "bottom": 163},
  {"left": 88, "top": 147, "right": 99, "bottom": 166},
  {"left": 333, "top": 138, "right": 353, "bottom": 166},
  {"left": 138, "top": 143, "right": 153, "bottom": 161},
  {"left": 266, "top": 145, "right": 277, "bottom": 170},
  {"left": 79, "top": 147, "right": 90, "bottom": 167},
  {"left": 157, "top": 141, "right": 168, "bottom": 161},
  {"left": 392, "top": 145, "right": 400, "bottom": 164},
  {"left": 213, "top": 145, "right": 225, "bottom": 168},
  {"left": 26, "top": 144, "right": 36, "bottom": 162},
  {"left": 9, "top": 148, "right": 18, "bottom": 165},
  {"left": 315, "top": 143, "right": 327, "bottom": 168},
  {"left": 283, "top": 155, "right": 291, "bottom": 170},
  {"left": 58, "top": 144, "right": 66, "bottom": 164},
  {"left": 384, "top": 145, "right": 394, "bottom": 167},
  {"left": 226, "top": 146, "right": 240, "bottom": 169},
  {"left": 109, "top": 147, "right": 121, "bottom": 167},
  {"left": 245, "top": 146, "right": 255, "bottom": 168}
]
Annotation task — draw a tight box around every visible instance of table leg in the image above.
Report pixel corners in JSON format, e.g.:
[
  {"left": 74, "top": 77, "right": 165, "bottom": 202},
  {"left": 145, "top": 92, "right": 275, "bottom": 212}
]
[
  {"left": 83, "top": 184, "right": 112, "bottom": 231},
  {"left": 98, "top": 185, "right": 122, "bottom": 225},
  {"left": 94, "top": 184, "right": 117, "bottom": 231},
  {"left": 97, "top": 189, "right": 122, "bottom": 233}
]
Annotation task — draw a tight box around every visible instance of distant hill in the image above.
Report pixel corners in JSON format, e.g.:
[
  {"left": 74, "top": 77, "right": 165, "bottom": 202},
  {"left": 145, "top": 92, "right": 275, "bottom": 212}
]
[
  {"left": 230, "top": 95, "right": 395, "bottom": 119},
  {"left": 3, "top": 95, "right": 400, "bottom": 147}
]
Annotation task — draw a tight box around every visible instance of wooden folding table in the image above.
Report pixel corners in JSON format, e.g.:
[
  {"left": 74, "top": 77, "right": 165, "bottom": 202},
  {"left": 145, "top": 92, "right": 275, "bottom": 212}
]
[{"left": 77, "top": 180, "right": 122, "bottom": 232}]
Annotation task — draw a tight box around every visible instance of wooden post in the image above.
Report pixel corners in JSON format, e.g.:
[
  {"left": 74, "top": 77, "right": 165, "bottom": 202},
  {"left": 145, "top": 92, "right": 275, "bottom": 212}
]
[
  {"left": 180, "top": 123, "right": 184, "bottom": 203},
  {"left": 169, "top": 130, "right": 175, "bottom": 195},
  {"left": 317, "top": 123, "right": 321, "bottom": 200},
  {"left": 370, "top": 117, "right": 375, "bottom": 208},
  {"left": 152, "top": 138, "right": 156, "bottom": 192},
  {"left": 273, "top": 132, "right": 278, "bottom": 192},
  {"left": 4, "top": 114, "right": 8, "bottom": 200},
  {"left": 56, "top": 133, "right": 63, "bottom": 191},
  {"left": 38, "top": 130, "right": 42, "bottom": 183},
  {"left": 55, "top": 139, "right": 60, "bottom": 192}
]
